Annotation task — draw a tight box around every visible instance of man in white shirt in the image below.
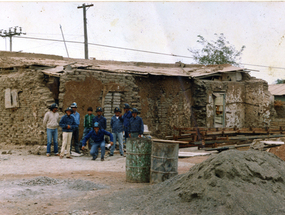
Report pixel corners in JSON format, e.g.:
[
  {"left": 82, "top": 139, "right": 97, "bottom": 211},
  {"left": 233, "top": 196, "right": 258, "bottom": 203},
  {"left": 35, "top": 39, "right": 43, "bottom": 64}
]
[{"left": 43, "top": 103, "right": 60, "bottom": 156}]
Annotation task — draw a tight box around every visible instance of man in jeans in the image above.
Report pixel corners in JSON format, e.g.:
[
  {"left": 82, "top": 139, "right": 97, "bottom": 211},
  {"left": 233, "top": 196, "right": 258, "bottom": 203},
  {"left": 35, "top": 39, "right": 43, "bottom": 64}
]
[
  {"left": 81, "top": 122, "right": 113, "bottom": 161},
  {"left": 70, "top": 102, "right": 81, "bottom": 154},
  {"left": 109, "top": 107, "right": 124, "bottom": 156},
  {"left": 43, "top": 103, "right": 60, "bottom": 157}
]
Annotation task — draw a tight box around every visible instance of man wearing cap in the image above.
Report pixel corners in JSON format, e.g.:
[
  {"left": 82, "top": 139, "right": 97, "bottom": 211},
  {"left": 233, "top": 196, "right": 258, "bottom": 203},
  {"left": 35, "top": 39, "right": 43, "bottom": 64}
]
[
  {"left": 109, "top": 107, "right": 124, "bottom": 156},
  {"left": 92, "top": 107, "right": 107, "bottom": 130},
  {"left": 81, "top": 122, "right": 113, "bottom": 161},
  {"left": 122, "top": 103, "right": 132, "bottom": 142},
  {"left": 43, "top": 103, "right": 60, "bottom": 157},
  {"left": 59, "top": 107, "right": 77, "bottom": 159},
  {"left": 129, "top": 108, "right": 144, "bottom": 138},
  {"left": 70, "top": 102, "right": 81, "bottom": 154}
]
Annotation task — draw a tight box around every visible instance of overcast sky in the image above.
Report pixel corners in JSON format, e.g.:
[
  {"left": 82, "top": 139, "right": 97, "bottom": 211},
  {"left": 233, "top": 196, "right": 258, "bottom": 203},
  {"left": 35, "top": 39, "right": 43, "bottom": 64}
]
[{"left": 0, "top": 1, "right": 285, "bottom": 84}]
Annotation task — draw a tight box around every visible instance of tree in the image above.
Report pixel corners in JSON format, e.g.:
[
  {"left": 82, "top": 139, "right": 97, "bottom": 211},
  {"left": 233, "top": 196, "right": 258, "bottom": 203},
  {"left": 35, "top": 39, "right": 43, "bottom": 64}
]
[
  {"left": 189, "top": 33, "right": 245, "bottom": 66},
  {"left": 276, "top": 79, "right": 285, "bottom": 84}
]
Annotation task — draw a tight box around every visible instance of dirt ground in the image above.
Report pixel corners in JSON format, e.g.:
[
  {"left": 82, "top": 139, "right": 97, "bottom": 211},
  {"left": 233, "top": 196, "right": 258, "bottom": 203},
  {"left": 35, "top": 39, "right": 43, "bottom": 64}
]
[{"left": 0, "top": 143, "right": 209, "bottom": 215}]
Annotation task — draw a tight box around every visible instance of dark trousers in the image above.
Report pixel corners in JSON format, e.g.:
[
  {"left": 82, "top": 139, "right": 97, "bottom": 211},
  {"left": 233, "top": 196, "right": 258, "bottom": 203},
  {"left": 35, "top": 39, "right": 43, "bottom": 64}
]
[
  {"left": 71, "top": 127, "right": 80, "bottom": 152},
  {"left": 124, "top": 130, "right": 129, "bottom": 143}
]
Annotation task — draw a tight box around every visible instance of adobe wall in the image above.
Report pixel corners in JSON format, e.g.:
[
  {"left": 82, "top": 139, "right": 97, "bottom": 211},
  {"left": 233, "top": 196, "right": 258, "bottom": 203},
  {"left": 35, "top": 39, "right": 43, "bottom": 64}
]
[
  {"left": 192, "top": 78, "right": 273, "bottom": 128},
  {"left": 0, "top": 69, "right": 58, "bottom": 145}
]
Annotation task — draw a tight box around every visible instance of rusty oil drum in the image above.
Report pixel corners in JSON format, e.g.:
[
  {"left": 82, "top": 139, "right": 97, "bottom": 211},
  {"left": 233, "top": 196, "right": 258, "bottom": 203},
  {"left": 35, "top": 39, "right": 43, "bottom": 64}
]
[
  {"left": 126, "top": 138, "right": 152, "bottom": 183},
  {"left": 150, "top": 141, "right": 179, "bottom": 184}
]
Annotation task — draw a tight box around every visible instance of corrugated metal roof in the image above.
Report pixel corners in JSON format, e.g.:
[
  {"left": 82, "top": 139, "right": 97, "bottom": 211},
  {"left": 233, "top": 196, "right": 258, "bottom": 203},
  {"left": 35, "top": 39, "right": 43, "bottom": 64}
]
[{"left": 269, "top": 84, "right": 285, "bottom": 96}]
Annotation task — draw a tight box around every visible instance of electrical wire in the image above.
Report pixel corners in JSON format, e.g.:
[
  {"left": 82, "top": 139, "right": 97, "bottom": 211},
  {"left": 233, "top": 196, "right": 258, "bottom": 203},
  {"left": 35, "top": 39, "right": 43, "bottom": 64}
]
[
  {"left": 13, "top": 35, "right": 285, "bottom": 70},
  {"left": 16, "top": 36, "right": 193, "bottom": 59}
]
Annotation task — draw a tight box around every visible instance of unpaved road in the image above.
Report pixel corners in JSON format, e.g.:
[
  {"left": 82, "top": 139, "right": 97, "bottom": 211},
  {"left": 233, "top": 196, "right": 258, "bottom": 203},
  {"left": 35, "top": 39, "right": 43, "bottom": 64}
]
[{"left": 0, "top": 144, "right": 209, "bottom": 215}]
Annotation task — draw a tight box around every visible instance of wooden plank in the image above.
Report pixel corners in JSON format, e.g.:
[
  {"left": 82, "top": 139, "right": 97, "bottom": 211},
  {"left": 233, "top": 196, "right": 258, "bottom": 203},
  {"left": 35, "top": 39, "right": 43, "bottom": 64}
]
[{"left": 152, "top": 139, "right": 188, "bottom": 144}]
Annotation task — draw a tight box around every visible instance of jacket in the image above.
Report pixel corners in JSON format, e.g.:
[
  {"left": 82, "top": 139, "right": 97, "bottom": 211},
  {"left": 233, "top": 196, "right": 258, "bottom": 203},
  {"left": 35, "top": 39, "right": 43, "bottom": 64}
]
[
  {"left": 72, "top": 111, "right": 80, "bottom": 126},
  {"left": 84, "top": 114, "right": 95, "bottom": 128},
  {"left": 59, "top": 114, "right": 77, "bottom": 132},
  {"left": 82, "top": 129, "right": 113, "bottom": 146},
  {"left": 129, "top": 116, "right": 144, "bottom": 135},
  {"left": 43, "top": 111, "right": 60, "bottom": 129},
  {"left": 110, "top": 115, "right": 124, "bottom": 133},
  {"left": 92, "top": 115, "right": 107, "bottom": 130},
  {"left": 123, "top": 110, "right": 132, "bottom": 131}
]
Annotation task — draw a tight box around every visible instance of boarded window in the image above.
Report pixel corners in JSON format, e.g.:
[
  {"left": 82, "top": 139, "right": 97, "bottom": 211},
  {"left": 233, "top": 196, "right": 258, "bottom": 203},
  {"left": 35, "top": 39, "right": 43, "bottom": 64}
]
[
  {"left": 5, "top": 88, "right": 19, "bottom": 108},
  {"left": 213, "top": 93, "right": 225, "bottom": 128}
]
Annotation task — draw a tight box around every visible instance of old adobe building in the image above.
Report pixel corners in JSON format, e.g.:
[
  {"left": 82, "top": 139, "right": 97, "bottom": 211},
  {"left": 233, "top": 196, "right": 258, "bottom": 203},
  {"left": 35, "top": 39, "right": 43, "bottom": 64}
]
[{"left": 0, "top": 51, "right": 274, "bottom": 145}]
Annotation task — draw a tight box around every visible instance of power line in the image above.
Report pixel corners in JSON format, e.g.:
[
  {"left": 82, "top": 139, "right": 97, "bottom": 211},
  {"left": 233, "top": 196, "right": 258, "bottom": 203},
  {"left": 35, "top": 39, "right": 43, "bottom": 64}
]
[
  {"left": 16, "top": 36, "right": 194, "bottom": 59},
  {"left": 13, "top": 35, "right": 285, "bottom": 70}
]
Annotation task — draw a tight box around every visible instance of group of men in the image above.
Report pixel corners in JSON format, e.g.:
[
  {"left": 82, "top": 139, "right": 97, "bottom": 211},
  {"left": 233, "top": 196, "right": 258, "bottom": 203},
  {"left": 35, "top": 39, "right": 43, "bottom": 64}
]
[{"left": 43, "top": 102, "right": 144, "bottom": 161}]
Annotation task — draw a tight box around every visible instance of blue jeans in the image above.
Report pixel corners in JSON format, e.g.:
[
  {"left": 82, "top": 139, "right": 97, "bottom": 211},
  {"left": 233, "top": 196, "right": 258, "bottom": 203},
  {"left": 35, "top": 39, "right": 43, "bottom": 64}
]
[
  {"left": 110, "top": 132, "right": 124, "bottom": 155},
  {"left": 90, "top": 140, "right": 105, "bottom": 159},
  {"left": 47, "top": 128, "right": 58, "bottom": 154},
  {"left": 80, "top": 127, "right": 94, "bottom": 146}
]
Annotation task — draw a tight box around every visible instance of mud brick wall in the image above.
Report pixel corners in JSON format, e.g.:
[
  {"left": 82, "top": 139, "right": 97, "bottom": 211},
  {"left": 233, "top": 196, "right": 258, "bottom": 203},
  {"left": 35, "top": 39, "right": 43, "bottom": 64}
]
[
  {"left": 244, "top": 79, "right": 273, "bottom": 127},
  {"left": 135, "top": 76, "right": 192, "bottom": 137},
  {"left": 193, "top": 78, "right": 273, "bottom": 128},
  {"left": 0, "top": 69, "right": 58, "bottom": 145}
]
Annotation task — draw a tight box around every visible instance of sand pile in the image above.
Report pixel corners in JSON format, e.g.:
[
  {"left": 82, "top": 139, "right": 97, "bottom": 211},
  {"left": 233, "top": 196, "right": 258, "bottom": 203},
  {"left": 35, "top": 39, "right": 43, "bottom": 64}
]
[{"left": 136, "top": 150, "right": 285, "bottom": 215}]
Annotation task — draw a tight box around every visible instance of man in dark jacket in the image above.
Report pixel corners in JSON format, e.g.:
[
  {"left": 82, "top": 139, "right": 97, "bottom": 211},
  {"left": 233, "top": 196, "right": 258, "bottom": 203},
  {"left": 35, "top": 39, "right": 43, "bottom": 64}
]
[
  {"left": 59, "top": 107, "right": 77, "bottom": 159},
  {"left": 122, "top": 103, "right": 132, "bottom": 143},
  {"left": 81, "top": 122, "right": 113, "bottom": 161},
  {"left": 109, "top": 107, "right": 124, "bottom": 156},
  {"left": 92, "top": 107, "right": 107, "bottom": 130},
  {"left": 129, "top": 108, "right": 144, "bottom": 138}
]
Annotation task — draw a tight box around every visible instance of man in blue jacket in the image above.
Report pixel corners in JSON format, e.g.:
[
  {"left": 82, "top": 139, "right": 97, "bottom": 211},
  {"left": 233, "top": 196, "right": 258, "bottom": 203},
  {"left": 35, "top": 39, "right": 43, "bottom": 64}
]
[
  {"left": 59, "top": 107, "right": 77, "bottom": 159},
  {"left": 81, "top": 122, "right": 113, "bottom": 161},
  {"left": 109, "top": 107, "right": 124, "bottom": 156},
  {"left": 122, "top": 103, "right": 132, "bottom": 143},
  {"left": 92, "top": 107, "right": 107, "bottom": 130},
  {"left": 129, "top": 108, "right": 144, "bottom": 138}
]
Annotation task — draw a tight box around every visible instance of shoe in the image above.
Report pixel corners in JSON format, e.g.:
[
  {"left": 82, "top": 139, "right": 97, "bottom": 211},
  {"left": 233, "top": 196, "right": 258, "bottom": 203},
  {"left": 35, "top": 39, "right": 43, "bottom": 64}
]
[
  {"left": 101, "top": 158, "right": 104, "bottom": 161},
  {"left": 92, "top": 157, "right": 97, "bottom": 161},
  {"left": 55, "top": 153, "right": 60, "bottom": 156},
  {"left": 75, "top": 150, "right": 81, "bottom": 154},
  {"left": 109, "top": 154, "right": 113, "bottom": 156},
  {"left": 46, "top": 154, "right": 50, "bottom": 157},
  {"left": 66, "top": 156, "right": 73, "bottom": 159},
  {"left": 60, "top": 155, "right": 63, "bottom": 159},
  {"left": 121, "top": 154, "right": 125, "bottom": 157}
]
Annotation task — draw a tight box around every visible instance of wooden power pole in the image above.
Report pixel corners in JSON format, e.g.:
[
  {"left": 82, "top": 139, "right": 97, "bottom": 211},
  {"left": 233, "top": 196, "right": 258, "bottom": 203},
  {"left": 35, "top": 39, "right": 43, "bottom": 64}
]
[
  {"left": 0, "top": 26, "right": 25, "bottom": 51},
  {"left": 77, "top": 3, "right": 93, "bottom": 59}
]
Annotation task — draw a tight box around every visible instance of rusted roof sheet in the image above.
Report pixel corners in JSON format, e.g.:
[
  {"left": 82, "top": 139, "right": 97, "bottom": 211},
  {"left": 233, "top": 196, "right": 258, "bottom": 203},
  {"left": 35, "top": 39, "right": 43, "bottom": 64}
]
[{"left": 269, "top": 84, "right": 285, "bottom": 96}]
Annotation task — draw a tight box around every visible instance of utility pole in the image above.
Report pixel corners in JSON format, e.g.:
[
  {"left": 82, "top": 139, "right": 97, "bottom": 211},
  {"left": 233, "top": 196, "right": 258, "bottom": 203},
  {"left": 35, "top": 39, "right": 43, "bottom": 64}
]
[
  {"left": 77, "top": 3, "right": 93, "bottom": 59},
  {"left": 0, "top": 26, "right": 25, "bottom": 51}
]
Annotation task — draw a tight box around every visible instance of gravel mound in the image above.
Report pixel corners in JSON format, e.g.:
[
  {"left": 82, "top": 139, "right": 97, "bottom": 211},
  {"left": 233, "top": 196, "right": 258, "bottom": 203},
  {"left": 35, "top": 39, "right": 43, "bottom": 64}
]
[
  {"left": 19, "top": 176, "right": 61, "bottom": 186},
  {"left": 67, "top": 179, "right": 107, "bottom": 191},
  {"left": 136, "top": 150, "right": 285, "bottom": 215}
]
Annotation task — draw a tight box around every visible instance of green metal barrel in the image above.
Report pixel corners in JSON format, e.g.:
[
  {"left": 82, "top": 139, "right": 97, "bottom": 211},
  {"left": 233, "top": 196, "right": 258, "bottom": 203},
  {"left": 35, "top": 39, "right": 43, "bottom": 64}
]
[
  {"left": 150, "top": 141, "right": 179, "bottom": 184},
  {"left": 126, "top": 138, "right": 152, "bottom": 183}
]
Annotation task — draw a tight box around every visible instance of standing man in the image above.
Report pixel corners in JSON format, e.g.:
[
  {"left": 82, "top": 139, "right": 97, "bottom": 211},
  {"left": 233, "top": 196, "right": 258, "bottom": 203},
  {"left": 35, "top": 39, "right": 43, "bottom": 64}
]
[
  {"left": 122, "top": 103, "right": 132, "bottom": 143},
  {"left": 129, "top": 108, "right": 144, "bottom": 138},
  {"left": 43, "top": 103, "right": 60, "bottom": 157},
  {"left": 70, "top": 102, "right": 81, "bottom": 154},
  {"left": 80, "top": 107, "right": 95, "bottom": 149},
  {"left": 59, "top": 107, "right": 77, "bottom": 159},
  {"left": 82, "top": 122, "right": 113, "bottom": 161},
  {"left": 92, "top": 107, "right": 106, "bottom": 130},
  {"left": 109, "top": 107, "right": 124, "bottom": 156}
]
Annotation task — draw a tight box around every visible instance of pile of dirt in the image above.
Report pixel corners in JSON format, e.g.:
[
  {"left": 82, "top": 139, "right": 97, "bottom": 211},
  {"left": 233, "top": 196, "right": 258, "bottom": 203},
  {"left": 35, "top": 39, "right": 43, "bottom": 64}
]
[
  {"left": 66, "top": 179, "right": 107, "bottom": 191},
  {"left": 18, "top": 176, "right": 61, "bottom": 186},
  {"left": 131, "top": 150, "right": 285, "bottom": 214}
]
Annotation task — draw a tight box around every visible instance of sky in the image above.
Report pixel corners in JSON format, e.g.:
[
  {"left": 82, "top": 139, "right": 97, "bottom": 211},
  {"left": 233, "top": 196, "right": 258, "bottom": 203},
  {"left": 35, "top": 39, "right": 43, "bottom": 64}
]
[{"left": 0, "top": 1, "right": 285, "bottom": 84}]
